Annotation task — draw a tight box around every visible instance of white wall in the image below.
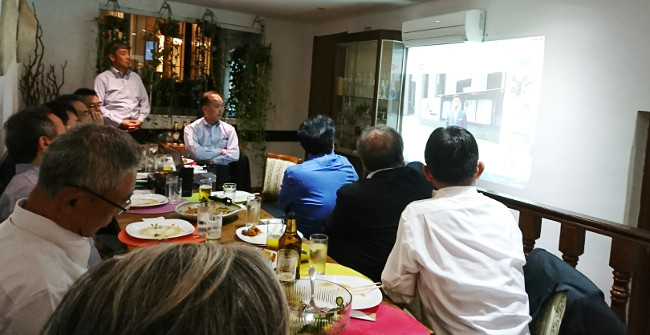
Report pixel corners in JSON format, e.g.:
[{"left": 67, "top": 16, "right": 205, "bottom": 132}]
[{"left": 312, "top": 0, "right": 650, "bottom": 303}]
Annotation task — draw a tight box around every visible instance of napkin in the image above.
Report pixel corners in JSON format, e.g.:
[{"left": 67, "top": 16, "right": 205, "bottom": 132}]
[
  {"left": 342, "top": 304, "right": 430, "bottom": 335},
  {"left": 350, "top": 310, "right": 376, "bottom": 321}
]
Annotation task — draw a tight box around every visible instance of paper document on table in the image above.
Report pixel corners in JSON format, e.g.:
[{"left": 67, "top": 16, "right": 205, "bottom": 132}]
[{"left": 350, "top": 310, "right": 376, "bottom": 321}]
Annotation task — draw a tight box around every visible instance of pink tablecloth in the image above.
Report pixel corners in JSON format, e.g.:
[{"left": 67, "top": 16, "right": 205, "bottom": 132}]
[
  {"left": 126, "top": 198, "right": 186, "bottom": 214},
  {"left": 342, "top": 304, "right": 430, "bottom": 335}
]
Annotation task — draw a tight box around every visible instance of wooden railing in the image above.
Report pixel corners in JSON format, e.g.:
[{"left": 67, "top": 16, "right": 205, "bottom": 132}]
[{"left": 478, "top": 188, "right": 650, "bottom": 326}]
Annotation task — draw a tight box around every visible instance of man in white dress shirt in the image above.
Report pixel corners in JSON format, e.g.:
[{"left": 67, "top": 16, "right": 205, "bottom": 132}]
[
  {"left": 0, "top": 124, "right": 142, "bottom": 335},
  {"left": 382, "top": 126, "right": 531, "bottom": 335}
]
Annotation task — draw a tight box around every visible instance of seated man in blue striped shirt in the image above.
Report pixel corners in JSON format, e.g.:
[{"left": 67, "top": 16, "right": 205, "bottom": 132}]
[{"left": 184, "top": 91, "right": 240, "bottom": 186}]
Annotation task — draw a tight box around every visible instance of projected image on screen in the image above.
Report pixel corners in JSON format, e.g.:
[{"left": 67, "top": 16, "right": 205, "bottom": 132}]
[{"left": 401, "top": 36, "right": 545, "bottom": 188}]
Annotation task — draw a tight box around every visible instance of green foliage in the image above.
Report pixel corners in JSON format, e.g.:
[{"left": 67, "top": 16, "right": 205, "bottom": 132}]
[
  {"left": 227, "top": 42, "right": 273, "bottom": 145},
  {"left": 96, "top": 15, "right": 129, "bottom": 74}
]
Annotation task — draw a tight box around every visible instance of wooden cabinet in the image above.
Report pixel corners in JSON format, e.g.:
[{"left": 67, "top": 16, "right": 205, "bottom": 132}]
[{"left": 308, "top": 30, "right": 404, "bottom": 152}]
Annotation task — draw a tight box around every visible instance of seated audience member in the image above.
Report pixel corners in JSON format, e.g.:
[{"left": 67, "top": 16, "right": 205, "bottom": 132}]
[
  {"left": 56, "top": 94, "right": 92, "bottom": 125},
  {"left": 184, "top": 90, "right": 239, "bottom": 185},
  {"left": 41, "top": 243, "right": 289, "bottom": 335},
  {"left": 44, "top": 99, "right": 77, "bottom": 128},
  {"left": 382, "top": 126, "right": 531, "bottom": 335},
  {"left": 73, "top": 88, "right": 104, "bottom": 124},
  {"left": 325, "top": 126, "right": 433, "bottom": 282},
  {"left": 525, "top": 248, "right": 626, "bottom": 335},
  {"left": 0, "top": 124, "right": 142, "bottom": 335},
  {"left": 278, "top": 115, "right": 358, "bottom": 237},
  {"left": 0, "top": 107, "right": 65, "bottom": 222}
]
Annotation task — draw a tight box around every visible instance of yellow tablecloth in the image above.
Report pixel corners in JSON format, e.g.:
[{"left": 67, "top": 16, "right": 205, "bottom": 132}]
[{"left": 299, "top": 262, "right": 370, "bottom": 280}]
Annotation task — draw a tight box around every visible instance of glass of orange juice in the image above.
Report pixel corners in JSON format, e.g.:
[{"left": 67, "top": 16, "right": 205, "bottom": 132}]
[{"left": 266, "top": 218, "right": 285, "bottom": 250}]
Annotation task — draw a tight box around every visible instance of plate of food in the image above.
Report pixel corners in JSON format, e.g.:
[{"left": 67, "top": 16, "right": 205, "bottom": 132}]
[
  {"left": 211, "top": 190, "right": 254, "bottom": 203},
  {"left": 125, "top": 219, "right": 195, "bottom": 240},
  {"left": 260, "top": 248, "right": 278, "bottom": 269},
  {"left": 319, "top": 275, "right": 383, "bottom": 310},
  {"left": 130, "top": 193, "right": 168, "bottom": 207},
  {"left": 175, "top": 201, "right": 244, "bottom": 220},
  {"left": 235, "top": 225, "right": 304, "bottom": 246},
  {"left": 183, "top": 158, "right": 195, "bottom": 165}
]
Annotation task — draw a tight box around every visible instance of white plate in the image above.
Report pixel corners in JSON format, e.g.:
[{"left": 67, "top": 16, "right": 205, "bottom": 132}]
[
  {"left": 260, "top": 248, "right": 278, "bottom": 269},
  {"left": 175, "top": 201, "right": 244, "bottom": 220},
  {"left": 211, "top": 190, "right": 253, "bottom": 203},
  {"left": 235, "top": 226, "right": 303, "bottom": 246},
  {"left": 125, "top": 219, "right": 194, "bottom": 240},
  {"left": 130, "top": 193, "right": 168, "bottom": 207},
  {"left": 319, "top": 275, "right": 382, "bottom": 310},
  {"left": 183, "top": 158, "right": 195, "bottom": 165}
]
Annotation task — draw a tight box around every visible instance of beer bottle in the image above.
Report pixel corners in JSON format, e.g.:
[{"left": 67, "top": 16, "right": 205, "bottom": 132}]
[
  {"left": 171, "top": 121, "right": 180, "bottom": 144},
  {"left": 278, "top": 212, "right": 302, "bottom": 279},
  {"left": 179, "top": 121, "right": 187, "bottom": 144}
]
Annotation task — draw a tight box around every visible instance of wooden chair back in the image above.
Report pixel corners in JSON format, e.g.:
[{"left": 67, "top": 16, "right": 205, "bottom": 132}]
[{"left": 261, "top": 152, "right": 302, "bottom": 201}]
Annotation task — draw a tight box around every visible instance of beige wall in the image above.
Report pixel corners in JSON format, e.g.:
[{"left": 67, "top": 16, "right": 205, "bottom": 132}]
[{"left": 8, "top": 0, "right": 649, "bottom": 301}]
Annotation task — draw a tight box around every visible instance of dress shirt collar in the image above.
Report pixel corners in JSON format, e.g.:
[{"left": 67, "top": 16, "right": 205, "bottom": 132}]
[
  {"left": 9, "top": 199, "right": 90, "bottom": 268},
  {"left": 15, "top": 163, "right": 39, "bottom": 174},
  {"left": 305, "top": 150, "right": 335, "bottom": 161},
  {"left": 109, "top": 66, "right": 131, "bottom": 78},
  {"left": 200, "top": 117, "right": 220, "bottom": 127},
  {"left": 366, "top": 166, "right": 400, "bottom": 179},
  {"left": 433, "top": 185, "right": 478, "bottom": 199}
]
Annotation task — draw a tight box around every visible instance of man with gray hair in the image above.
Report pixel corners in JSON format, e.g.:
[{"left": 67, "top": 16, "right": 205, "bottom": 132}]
[
  {"left": 0, "top": 124, "right": 142, "bottom": 335},
  {"left": 325, "top": 125, "right": 433, "bottom": 282}
]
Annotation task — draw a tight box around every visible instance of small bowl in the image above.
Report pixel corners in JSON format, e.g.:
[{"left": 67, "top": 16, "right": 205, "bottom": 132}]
[{"left": 283, "top": 279, "right": 352, "bottom": 335}]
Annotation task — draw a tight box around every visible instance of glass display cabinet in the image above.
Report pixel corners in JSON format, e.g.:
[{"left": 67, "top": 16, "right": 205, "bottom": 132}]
[{"left": 332, "top": 32, "right": 405, "bottom": 151}]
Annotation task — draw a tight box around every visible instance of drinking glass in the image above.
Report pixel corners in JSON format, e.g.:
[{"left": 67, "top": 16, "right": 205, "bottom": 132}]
[
  {"left": 165, "top": 175, "right": 182, "bottom": 204},
  {"left": 206, "top": 211, "right": 223, "bottom": 242},
  {"left": 198, "top": 178, "right": 213, "bottom": 201},
  {"left": 196, "top": 201, "right": 212, "bottom": 238},
  {"left": 245, "top": 195, "right": 261, "bottom": 228},
  {"left": 276, "top": 249, "right": 298, "bottom": 282},
  {"left": 223, "top": 183, "right": 237, "bottom": 201},
  {"left": 309, "top": 234, "right": 328, "bottom": 275},
  {"left": 266, "top": 218, "right": 284, "bottom": 250}
]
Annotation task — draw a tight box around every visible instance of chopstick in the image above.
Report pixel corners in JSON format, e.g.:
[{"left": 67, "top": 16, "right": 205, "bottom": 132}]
[{"left": 347, "top": 282, "right": 383, "bottom": 294}]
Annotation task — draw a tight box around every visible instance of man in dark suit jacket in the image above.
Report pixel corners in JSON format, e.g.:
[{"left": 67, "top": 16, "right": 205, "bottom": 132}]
[{"left": 325, "top": 126, "right": 433, "bottom": 282}]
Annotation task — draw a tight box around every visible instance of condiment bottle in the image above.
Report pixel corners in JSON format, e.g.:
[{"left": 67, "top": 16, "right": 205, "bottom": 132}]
[{"left": 278, "top": 212, "right": 302, "bottom": 279}]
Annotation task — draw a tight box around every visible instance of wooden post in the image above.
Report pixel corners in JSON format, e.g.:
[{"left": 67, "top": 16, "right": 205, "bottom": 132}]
[
  {"left": 518, "top": 211, "right": 541, "bottom": 255},
  {"left": 558, "top": 224, "right": 585, "bottom": 267},
  {"left": 609, "top": 239, "right": 638, "bottom": 323}
]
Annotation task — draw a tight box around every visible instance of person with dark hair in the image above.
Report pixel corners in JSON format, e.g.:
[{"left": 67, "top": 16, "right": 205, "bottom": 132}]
[
  {"left": 277, "top": 114, "right": 358, "bottom": 237},
  {"left": 41, "top": 243, "right": 290, "bottom": 335},
  {"left": 94, "top": 40, "right": 150, "bottom": 135},
  {"left": 0, "top": 107, "right": 65, "bottom": 221},
  {"left": 73, "top": 88, "right": 103, "bottom": 124},
  {"left": 43, "top": 100, "right": 75, "bottom": 128},
  {"left": 382, "top": 126, "right": 530, "bottom": 335},
  {"left": 325, "top": 126, "right": 433, "bottom": 282},
  {"left": 0, "top": 124, "right": 142, "bottom": 334}
]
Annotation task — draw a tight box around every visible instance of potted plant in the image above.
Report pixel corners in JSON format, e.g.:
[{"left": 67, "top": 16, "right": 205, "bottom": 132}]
[{"left": 227, "top": 41, "right": 274, "bottom": 182}]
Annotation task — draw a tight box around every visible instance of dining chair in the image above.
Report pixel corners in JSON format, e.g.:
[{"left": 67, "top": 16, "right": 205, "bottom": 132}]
[
  {"left": 529, "top": 292, "right": 567, "bottom": 335},
  {"left": 260, "top": 152, "right": 302, "bottom": 217}
]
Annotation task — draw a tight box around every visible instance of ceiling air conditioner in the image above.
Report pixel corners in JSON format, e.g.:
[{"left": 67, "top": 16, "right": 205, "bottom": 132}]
[{"left": 402, "top": 9, "right": 485, "bottom": 47}]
